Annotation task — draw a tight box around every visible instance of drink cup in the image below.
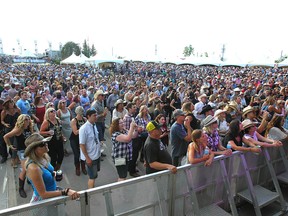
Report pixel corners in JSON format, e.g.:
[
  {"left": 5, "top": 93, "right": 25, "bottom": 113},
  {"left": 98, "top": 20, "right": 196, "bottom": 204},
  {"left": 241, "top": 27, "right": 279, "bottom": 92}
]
[{"left": 56, "top": 170, "right": 63, "bottom": 182}]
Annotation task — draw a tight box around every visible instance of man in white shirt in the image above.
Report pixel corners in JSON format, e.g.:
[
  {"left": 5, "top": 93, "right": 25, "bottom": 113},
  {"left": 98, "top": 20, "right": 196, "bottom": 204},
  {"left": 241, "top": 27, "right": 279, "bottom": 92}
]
[
  {"left": 79, "top": 109, "right": 101, "bottom": 188},
  {"left": 193, "top": 94, "right": 208, "bottom": 121}
]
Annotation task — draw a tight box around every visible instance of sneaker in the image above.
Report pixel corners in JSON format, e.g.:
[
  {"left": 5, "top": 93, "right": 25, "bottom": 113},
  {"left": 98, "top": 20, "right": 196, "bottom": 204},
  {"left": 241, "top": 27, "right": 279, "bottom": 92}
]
[
  {"left": 129, "top": 172, "right": 140, "bottom": 177},
  {"left": 0, "top": 157, "right": 7, "bottom": 164}
]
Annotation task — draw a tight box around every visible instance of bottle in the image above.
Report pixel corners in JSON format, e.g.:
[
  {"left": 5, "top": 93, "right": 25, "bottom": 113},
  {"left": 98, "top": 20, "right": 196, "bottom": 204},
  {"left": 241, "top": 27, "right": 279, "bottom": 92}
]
[
  {"left": 204, "top": 146, "right": 210, "bottom": 155},
  {"left": 227, "top": 142, "right": 232, "bottom": 149}
]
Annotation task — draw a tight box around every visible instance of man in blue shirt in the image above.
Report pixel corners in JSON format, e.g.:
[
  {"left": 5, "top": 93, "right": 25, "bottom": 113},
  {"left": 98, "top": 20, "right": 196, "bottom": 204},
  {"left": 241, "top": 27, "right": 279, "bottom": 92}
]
[
  {"left": 16, "top": 91, "right": 31, "bottom": 114},
  {"left": 170, "top": 109, "right": 192, "bottom": 166},
  {"left": 80, "top": 89, "right": 91, "bottom": 113}
]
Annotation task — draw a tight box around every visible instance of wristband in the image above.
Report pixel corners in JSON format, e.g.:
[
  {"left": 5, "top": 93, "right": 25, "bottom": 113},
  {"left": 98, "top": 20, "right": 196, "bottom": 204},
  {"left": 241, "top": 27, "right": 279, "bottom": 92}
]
[{"left": 65, "top": 188, "right": 70, "bottom": 195}]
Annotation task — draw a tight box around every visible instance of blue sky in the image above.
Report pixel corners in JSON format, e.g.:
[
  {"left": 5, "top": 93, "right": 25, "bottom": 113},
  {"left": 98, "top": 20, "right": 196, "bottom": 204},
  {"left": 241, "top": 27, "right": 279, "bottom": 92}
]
[{"left": 0, "top": 0, "right": 287, "bottom": 61}]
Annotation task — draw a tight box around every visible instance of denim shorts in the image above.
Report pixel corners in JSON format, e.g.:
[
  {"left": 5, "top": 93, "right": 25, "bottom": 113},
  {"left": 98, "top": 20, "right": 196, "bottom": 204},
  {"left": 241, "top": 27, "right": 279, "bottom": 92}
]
[
  {"left": 17, "top": 150, "right": 26, "bottom": 161},
  {"left": 86, "top": 158, "right": 100, "bottom": 179}
]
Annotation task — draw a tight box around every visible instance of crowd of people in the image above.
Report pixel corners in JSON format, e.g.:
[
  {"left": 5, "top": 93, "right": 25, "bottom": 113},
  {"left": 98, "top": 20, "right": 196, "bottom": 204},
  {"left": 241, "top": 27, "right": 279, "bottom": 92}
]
[{"left": 0, "top": 54, "right": 288, "bottom": 203}]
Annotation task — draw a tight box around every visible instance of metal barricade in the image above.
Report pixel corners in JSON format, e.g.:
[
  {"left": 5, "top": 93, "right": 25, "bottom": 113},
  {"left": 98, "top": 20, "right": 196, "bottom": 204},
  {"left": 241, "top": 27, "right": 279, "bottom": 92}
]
[{"left": 1, "top": 148, "right": 288, "bottom": 216}]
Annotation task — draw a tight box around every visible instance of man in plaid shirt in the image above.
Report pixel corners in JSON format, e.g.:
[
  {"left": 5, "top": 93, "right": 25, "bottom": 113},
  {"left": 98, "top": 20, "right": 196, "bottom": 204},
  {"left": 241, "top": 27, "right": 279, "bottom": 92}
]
[{"left": 123, "top": 102, "right": 142, "bottom": 177}]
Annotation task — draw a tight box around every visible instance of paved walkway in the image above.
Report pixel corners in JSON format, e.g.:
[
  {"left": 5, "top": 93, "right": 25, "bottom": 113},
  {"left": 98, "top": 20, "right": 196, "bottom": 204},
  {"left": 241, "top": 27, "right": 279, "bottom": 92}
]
[{"left": 0, "top": 113, "right": 146, "bottom": 213}]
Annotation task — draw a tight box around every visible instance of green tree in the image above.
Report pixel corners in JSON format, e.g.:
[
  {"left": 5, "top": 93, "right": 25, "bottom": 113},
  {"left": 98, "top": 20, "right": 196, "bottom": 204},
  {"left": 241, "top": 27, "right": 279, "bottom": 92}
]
[
  {"left": 82, "top": 39, "right": 90, "bottom": 58},
  {"left": 183, "top": 45, "right": 194, "bottom": 57},
  {"left": 61, "top": 41, "right": 81, "bottom": 60},
  {"left": 90, "top": 44, "right": 97, "bottom": 57}
]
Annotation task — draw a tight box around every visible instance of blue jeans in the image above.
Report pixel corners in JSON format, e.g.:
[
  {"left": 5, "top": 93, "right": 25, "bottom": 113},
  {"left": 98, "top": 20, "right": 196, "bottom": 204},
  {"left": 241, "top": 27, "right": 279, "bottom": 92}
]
[{"left": 95, "top": 122, "right": 105, "bottom": 141}]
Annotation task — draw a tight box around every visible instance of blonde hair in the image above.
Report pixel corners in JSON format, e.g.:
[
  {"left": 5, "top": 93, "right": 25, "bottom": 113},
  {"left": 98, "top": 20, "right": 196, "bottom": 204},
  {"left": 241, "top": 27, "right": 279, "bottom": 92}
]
[
  {"left": 57, "top": 99, "right": 66, "bottom": 110},
  {"left": 44, "top": 108, "right": 60, "bottom": 121},
  {"left": 25, "top": 151, "right": 50, "bottom": 169},
  {"left": 15, "top": 114, "right": 33, "bottom": 132},
  {"left": 45, "top": 102, "right": 54, "bottom": 110},
  {"left": 191, "top": 129, "right": 203, "bottom": 153},
  {"left": 138, "top": 105, "right": 148, "bottom": 118},
  {"left": 202, "top": 125, "right": 214, "bottom": 135},
  {"left": 182, "top": 102, "right": 193, "bottom": 114}
]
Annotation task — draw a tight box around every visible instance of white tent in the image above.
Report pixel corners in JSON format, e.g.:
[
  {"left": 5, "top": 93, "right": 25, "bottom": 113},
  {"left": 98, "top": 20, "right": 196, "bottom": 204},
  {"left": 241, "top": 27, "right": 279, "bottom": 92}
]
[
  {"left": 278, "top": 58, "right": 288, "bottom": 67},
  {"left": 244, "top": 55, "right": 276, "bottom": 67},
  {"left": 20, "top": 50, "right": 37, "bottom": 58},
  {"left": 220, "top": 56, "right": 247, "bottom": 67},
  {"left": 61, "top": 53, "right": 85, "bottom": 64},
  {"left": 86, "top": 54, "right": 124, "bottom": 66},
  {"left": 195, "top": 56, "right": 223, "bottom": 66}
]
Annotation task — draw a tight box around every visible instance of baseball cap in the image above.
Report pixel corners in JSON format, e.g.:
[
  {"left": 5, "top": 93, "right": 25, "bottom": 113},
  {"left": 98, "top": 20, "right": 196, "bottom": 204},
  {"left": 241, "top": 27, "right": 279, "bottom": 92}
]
[
  {"left": 146, "top": 121, "right": 161, "bottom": 132},
  {"left": 172, "top": 109, "right": 185, "bottom": 119}
]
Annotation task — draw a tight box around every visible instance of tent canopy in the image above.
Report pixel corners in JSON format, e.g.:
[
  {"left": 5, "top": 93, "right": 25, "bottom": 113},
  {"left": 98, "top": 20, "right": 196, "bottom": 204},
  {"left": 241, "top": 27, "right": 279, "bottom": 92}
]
[
  {"left": 61, "top": 53, "right": 85, "bottom": 64},
  {"left": 86, "top": 54, "right": 124, "bottom": 66},
  {"left": 278, "top": 58, "right": 288, "bottom": 67},
  {"left": 20, "top": 50, "right": 37, "bottom": 58}
]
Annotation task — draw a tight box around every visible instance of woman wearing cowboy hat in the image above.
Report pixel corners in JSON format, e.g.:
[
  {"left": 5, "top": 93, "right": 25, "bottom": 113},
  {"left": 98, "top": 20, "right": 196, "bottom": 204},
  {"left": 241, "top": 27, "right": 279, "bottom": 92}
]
[
  {"left": 112, "top": 99, "right": 128, "bottom": 121},
  {"left": 25, "top": 133, "right": 79, "bottom": 203},
  {"left": 242, "top": 119, "right": 282, "bottom": 148}
]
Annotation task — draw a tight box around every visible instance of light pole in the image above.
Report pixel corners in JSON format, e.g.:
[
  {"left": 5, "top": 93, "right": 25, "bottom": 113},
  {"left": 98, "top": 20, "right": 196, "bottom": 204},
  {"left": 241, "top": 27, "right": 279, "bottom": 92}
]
[
  {"left": 47, "top": 41, "right": 52, "bottom": 58},
  {"left": 34, "top": 40, "right": 38, "bottom": 55},
  {"left": 17, "top": 39, "right": 22, "bottom": 55}
]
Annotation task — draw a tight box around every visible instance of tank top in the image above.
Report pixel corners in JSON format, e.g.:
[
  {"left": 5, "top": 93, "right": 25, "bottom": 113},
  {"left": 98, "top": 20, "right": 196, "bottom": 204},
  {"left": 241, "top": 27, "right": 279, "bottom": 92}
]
[
  {"left": 59, "top": 109, "right": 71, "bottom": 127},
  {"left": 35, "top": 106, "right": 45, "bottom": 124},
  {"left": 47, "top": 119, "right": 62, "bottom": 141},
  {"left": 26, "top": 161, "right": 56, "bottom": 198},
  {"left": 4, "top": 111, "right": 19, "bottom": 132},
  {"left": 70, "top": 117, "right": 86, "bottom": 141},
  {"left": 15, "top": 129, "right": 32, "bottom": 151}
]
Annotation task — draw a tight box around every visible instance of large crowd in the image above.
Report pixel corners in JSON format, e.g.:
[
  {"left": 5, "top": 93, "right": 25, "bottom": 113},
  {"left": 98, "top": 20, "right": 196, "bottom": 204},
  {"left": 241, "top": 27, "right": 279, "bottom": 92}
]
[{"left": 0, "top": 54, "right": 288, "bottom": 203}]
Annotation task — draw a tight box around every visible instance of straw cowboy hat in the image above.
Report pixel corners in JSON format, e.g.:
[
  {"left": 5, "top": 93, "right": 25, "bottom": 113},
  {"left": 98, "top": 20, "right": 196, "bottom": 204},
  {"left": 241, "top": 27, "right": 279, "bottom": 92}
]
[
  {"left": 94, "top": 90, "right": 104, "bottom": 100},
  {"left": 242, "top": 106, "right": 254, "bottom": 117},
  {"left": 178, "top": 81, "right": 186, "bottom": 87},
  {"left": 226, "top": 101, "right": 238, "bottom": 111},
  {"left": 24, "top": 133, "right": 52, "bottom": 157},
  {"left": 214, "top": 109, "right": 226, "bottom": 117},
  {"left": 202, "top": 115, "right": 217, "bottom": 127},
  {"left": 198, "top": 94, "right": 207, "bottom": 101},
  {"left": 114, "top": 99, "right": 125, "bottom": 107},
  {"left": 242, "top": 119, "right": 258, "bottom": 130}
]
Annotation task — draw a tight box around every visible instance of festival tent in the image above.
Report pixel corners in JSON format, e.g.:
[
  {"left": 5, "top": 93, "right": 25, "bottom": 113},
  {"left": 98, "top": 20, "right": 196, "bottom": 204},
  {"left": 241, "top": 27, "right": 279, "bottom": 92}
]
[
  {"left": 193, "top": 56, "right": 223, "bottom": 66},
  {"left": 60, "top": 53, "right": 85, "bottom": 64},
  {"left": 278, "top": 58, "right": 288, "bottom": 67},
  {"left": 220, "top": 56, "right": 247, "bottom": 67},
  {"left": 247, "top": 56, "right": 276, "bottom": 67},
  {"left": 80, "top": 54, "right": 89, "bottom": 61},
  {"left": 176, "top": 56, "right": 206, "bottom": 65},
  {"left": 20, "top": 50, "right": 37, "bottom": 58},
  {"left": 86, "top": 54, "right": 124, "bottom": 67}
]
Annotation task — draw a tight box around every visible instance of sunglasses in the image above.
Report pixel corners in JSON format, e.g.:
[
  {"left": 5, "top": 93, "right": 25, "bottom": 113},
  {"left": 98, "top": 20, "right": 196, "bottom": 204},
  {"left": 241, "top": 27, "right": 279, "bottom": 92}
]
[
  {"left": 24, "top": 118, "right": 30, "bottom": 121},
  {"left": 37, "top": 142, "right": 47, "bottom": 148},
  {"left": 50, "top": 110, "right": 56, "bottom": 113},
  {"left": 60, "top": 101, "right": 66, "bottom": 104}
]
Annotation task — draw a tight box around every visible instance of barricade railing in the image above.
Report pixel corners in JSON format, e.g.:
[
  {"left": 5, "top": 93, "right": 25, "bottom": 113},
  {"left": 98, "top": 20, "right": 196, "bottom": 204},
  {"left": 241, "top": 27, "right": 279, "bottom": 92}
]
[{"left": 0, "top": 147, "right": 288, "bottom": 216}]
